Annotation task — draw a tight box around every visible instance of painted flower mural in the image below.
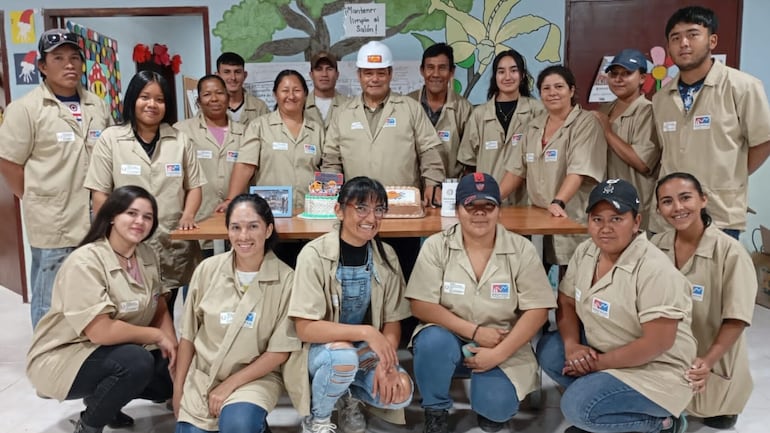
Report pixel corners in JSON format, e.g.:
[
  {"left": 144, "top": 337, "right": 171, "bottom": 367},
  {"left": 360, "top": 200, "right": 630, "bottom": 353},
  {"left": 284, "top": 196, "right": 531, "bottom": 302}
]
[{"left": 643, "top": 46, "right": 677, "bottom": 94}]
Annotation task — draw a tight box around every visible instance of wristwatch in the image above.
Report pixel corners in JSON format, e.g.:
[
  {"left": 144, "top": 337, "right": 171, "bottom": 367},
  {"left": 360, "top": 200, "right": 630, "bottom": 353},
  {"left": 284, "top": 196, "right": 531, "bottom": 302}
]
[{"left": 551, "top": 199, "right": 566, "bottom": 209}]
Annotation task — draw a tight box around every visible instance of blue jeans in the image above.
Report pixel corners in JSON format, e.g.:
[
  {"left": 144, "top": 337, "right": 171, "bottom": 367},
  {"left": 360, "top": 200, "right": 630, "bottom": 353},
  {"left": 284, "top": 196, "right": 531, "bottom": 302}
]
[
  {"left": 537, "top": 331, "right": 671, "bottom": 433},
  {"left": 175, "top": 402, "right": 268, "bottom": 433},
  {"left": 307, "top": 342, "right": 413, "bottom": 419},
  {"left": 30, "top": 246, "right": 74, "bottom": 328},
  {"left": 413, "top": 326, "right": 519, "bottom": 422}
]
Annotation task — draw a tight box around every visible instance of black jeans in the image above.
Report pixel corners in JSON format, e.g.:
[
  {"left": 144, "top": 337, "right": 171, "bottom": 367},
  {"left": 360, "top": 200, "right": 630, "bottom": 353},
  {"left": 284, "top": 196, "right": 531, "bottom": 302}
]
[{"left": 67, "top": 344, "right": 173, "bottom": 428}]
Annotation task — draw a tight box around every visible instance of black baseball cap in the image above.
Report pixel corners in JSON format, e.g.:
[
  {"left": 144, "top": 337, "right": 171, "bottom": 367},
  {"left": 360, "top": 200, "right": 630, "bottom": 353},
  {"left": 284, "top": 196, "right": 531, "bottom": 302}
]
[
  {"left": 586, "top": 179, "right": 640, "bottom": 213},
  {"left": 456, "top": 173, "right": 501, "bottom": 206},
  {"left": 39, "top": 29, "right": 81, "bottom": 56}
]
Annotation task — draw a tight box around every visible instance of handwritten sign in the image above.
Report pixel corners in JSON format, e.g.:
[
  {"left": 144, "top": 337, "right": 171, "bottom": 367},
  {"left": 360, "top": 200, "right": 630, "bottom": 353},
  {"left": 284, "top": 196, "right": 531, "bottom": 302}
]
[{"left": 343, "top": 3, "right": 385, "bottom": 37}]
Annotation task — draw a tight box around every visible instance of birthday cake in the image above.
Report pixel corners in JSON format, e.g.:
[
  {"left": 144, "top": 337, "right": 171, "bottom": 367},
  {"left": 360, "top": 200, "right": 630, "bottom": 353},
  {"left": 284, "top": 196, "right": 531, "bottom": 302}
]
[
  {"left": 299, "top": 173, "right": 342, "bottom": 219},
  {"left": 384, "top": 186, "right": 425, "bottom": 218}
]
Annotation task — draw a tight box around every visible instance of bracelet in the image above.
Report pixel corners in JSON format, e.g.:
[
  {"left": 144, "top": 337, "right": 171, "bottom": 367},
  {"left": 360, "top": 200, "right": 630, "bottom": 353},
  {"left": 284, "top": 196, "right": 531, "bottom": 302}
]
[
  {"left": 551, "top": 199, "right": 566, "bottom": 209},
  {"left": 471, "top": 324, "right": 481, "bottom": 341}
]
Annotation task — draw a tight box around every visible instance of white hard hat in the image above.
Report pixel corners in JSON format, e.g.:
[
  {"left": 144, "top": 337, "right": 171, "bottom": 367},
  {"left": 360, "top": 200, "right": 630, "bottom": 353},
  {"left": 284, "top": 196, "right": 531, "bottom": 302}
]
[{"left": 356, "top": 41, "right": 393, "bottom": 68}]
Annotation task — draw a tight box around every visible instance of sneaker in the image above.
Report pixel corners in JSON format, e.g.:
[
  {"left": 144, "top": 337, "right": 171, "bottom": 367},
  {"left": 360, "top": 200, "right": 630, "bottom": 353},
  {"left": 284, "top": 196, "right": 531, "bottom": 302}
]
[
  {"left": 660, "top": 415, "right": 688, "bottom": 433},
  {"left": 72, "top": 418, "right": 103, "bottom": 433},
  {"left": 337, "top": 393, "right": 366, "bottom": 433},
  {"left": 703, "top": 415, "right": 738, "bottom": 429},
  {"left": 563, "top": 427, "right": 590, "bottom": 433},
  {"left": 423, "top": 408, "right": 449, "bottom": 433},
  {"left": 477, "top": 414, "right": 506, "bottom": 433},
  {"left": 301, "top": 416, "right": 337, "bottom": 433},
  {"left": 107, "top": 410, "right": 134, "bottom": 428}
]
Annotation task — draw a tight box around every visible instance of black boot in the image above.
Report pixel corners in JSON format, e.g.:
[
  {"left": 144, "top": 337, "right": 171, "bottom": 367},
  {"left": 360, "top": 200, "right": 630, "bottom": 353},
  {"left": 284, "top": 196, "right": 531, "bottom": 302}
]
[
  {"left": 423, "top": 408, "right": 449, "bottom": 433},
  {"left": 73, "top": 418, "right": 103, "bottom": 433}
]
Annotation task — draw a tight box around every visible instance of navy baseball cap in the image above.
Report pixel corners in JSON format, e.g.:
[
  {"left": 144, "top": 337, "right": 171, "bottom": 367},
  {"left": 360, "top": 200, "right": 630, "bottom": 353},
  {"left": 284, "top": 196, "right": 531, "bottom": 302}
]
[
  {"left": 586, "top": 179, "right": 640, "bottom": 213},
  {"left": 605, "top": 49, "right": 648, "bottom": 73},
  {"left": 456, "top": 173, "right": 501, "bottom": 206}
]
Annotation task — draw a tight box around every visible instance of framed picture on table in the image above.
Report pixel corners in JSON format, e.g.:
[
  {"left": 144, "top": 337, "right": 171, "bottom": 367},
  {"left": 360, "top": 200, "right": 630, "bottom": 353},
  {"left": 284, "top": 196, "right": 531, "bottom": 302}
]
[{"left": 249, "top": 186, "right": 293, "bottom": 218}]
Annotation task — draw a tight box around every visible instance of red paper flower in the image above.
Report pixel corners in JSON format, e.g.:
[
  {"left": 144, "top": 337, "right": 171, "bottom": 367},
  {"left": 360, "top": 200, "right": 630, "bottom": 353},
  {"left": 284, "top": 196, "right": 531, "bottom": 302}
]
[
  {"left": 132, "top": 42, "right": 182, "bottom": 74},
  {"left": 171, "top": 55, "right": 183, "bottom": 75},
  {"left": 132, "top": 44, "right": 152, "bottom": 63},
  {"left": 153, "top": 44, "right": 171, "bottom": 66}
]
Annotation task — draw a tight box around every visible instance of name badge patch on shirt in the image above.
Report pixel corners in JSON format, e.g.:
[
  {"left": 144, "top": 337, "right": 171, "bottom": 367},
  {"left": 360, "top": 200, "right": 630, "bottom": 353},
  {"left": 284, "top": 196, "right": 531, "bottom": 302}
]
[
  {"left": 165, "top": 163, "right": 182, "bottom": 177},
  {"left": 87, "top": 129, "right": 102, "bottom": 140},
  {"left": 243, "top": 312, "right": 256, "bottom": 328},
  {"left": 693, "top": 115, "right": 711, "bottom": 130},
  {"left": 272, "top": 142, "right": 289, "bottom": 151},
  {"left": 484, "top": 140, "right": 498, "bottom": 150},
  {"left": 443, "top": 281, "right": 466, "bottom": 295},
  {"left": 591, "top": 297, "right": 611, "bottom": 318},
  {"left": 575, "top": 288, "right": 582, "bottom": 302},
  {"left": 226, "top": 150, "right": 238, "bottom": 162},
  {"left": 511, "top": 134, "right": 522, "bottom": 146},
  {"left": 220, "top": 311, "right": 234, "bottom": 325},
  {"left": 197, "top": 150, "right": 213, "bottom": 159},
  {"left": 304, "top": 143, "right": 317, "bottom": 154},
  {"left": 351, "top": 121, "right": 364, "bottom": 130},
  {"left": 383, "top": 117, "right": 397, "bottom": 127},
  {"left": 544, "top": 149, "right": 558, "bottom": 162},
  {"left": 438, "top": 130, "right": 451, "bottom": 141},
  {"left": 662, "top": 121, "right": 677, "bottom": 132},
  {"left": 692, "top": 284, "right": 705, "bottom": 301},
  {"left": 490, "top": 283, "right": 510, "bottom": 300},
  {"left": 119, "top": 300, "right": 140, "bottom": 313},
  {"left": 120, "top": 164, "right": 141, "bottom": 176},
  {"left": 56, "top": 131, "right": 75, "bottom": 142},
  {"left": 525, "top": 153, "right": 535, "bottom": 163}
]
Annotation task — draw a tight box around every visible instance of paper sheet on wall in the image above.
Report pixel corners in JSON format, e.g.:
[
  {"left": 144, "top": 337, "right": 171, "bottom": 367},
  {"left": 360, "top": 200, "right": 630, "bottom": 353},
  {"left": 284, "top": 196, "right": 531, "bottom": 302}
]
[
  {"left": 244, "top": 60, "right": 422, "bottom": 107},
  {"left": 342, "top": 4, "right": 386, "bottom": 37}
]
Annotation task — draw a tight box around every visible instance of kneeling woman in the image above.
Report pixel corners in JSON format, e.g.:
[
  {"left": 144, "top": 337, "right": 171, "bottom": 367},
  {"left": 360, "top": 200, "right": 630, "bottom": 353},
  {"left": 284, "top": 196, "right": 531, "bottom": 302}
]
[
  {"left": 287, "top": 176, "right": 413, "bottom": 433},
  {"left": 652, "top": 173, "right": 756, "bottom": 430},
  {"left": 536, "top": 179, "right": 695, "bottom": 433},
  {"left": 26, "top": 186, "right": 175, "bottom": 433},
  {"left": 407, "top": 173, "right": 555, "bottom": 433},
  {"left": 174, "top": 194, "right": 300, "bottom": 433}
]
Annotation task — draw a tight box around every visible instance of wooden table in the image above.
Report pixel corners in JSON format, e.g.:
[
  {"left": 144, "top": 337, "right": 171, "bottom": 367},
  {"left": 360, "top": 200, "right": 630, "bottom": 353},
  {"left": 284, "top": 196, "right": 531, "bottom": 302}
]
[{"left": 171, "top": 206, "right": 586, "bottom": 241}]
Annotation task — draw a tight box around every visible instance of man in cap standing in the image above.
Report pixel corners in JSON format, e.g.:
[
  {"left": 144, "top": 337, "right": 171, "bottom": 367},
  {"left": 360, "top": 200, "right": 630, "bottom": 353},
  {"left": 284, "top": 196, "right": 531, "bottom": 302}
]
[{"left": 306, "top": 51, "right": 350, "bottom": 128}]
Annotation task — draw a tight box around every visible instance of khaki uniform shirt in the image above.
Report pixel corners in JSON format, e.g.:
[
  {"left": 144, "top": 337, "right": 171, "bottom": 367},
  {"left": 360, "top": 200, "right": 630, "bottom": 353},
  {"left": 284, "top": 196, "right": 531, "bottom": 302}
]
[
  {"left": 458, "top": 97, "right": 544, "bottom": 205},
  {"left": 406, "top": 224, "right": 556, "bottom": 399},
  {"left": 27, "top": 239, "right": 162, "bottom": 400},
  {"left": 599, "top": 97, "right": 660, "bottom": 231},
  {"left": 651, "top": 226, "right": 755, "bottom": 416},
  {"left": 284, "top": 229, "right": 411, "bottom": 422},
  {"left": 237, "top": 111, "right": 324, "bottom": 209},
  {"left": 322, "top": 93, "right": 445, "bottom": 187},
  {"left": 84, "top": 123, "right": 206, "bottom": 290},
  {"left": 178, "top": 251, "right": 300, "bottom": 430},
  {"left": 507, "top": 105, "right": 607, "bottom": 264},
  {"left": 561, "top": 233, "right": 696, "bottom": 415},
  {"left": 652, "top": 61, "right": 770, "bottom": 231},
  {"left": 0, "top": 83, "right": 111, "bottom": 248},
  {"left": 305, "top": 91, "right": 350, "bottom": 128},
  {"left": 235, "top": 93, "right": 270, "bottom": 127},
  {"left": 408, "top": 87, "right": 474, "bottom": 179}
]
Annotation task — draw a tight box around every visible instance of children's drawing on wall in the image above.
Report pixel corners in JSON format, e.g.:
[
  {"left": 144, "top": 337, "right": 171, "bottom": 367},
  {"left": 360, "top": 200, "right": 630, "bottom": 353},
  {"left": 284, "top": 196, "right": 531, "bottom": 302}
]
[
  {"left": 14, "top": 51, "right": 39, "bottom": 85},
  {"left": 66, "top": 20, "right": 123, "bottom": 122},
  {"left": 10, "top": 9, "right": 36, "bottom": 44}
]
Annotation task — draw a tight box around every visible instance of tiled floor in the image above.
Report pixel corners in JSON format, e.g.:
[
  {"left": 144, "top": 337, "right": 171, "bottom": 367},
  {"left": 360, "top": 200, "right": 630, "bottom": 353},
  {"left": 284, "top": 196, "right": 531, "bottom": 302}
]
[{"left": 1, "top": 285, "right": 768, "bottom": 433}]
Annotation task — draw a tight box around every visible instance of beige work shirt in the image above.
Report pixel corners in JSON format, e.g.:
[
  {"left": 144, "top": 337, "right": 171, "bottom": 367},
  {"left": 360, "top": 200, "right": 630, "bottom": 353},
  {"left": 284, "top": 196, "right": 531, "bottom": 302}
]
[
  {"left": 178, "top": 250, "right": 301, "bottom": 430},
  {"left": 561, "top": 233, "right": 696, "bottom": 415},
  {"left": 322, "top": 93, "right": 445, "bottom": 188},
  {"left": 406, "top": 224, "right": 556, "bottom": 399},
  {"left": 599, "top": 96, "right": 660, "bottom": 231},
  {"left": 237, "top": 111, "right": 324, "bottom": 209},
  {"left": 305, "top": 91, "right": 350, "bottom": 128},
  {"left": 235, "top": 93, "right": 270, "bottom": 126},
  {"left": 651, "top": 225, "right": 755, "bottom": 416},
  {"left": 458, "top": 97, "right": 544, "bottom": 205},
  {"left": 507, "top": 105, "right": 607, "bottom": 264},
  {"left": 283, "top": 229, "right": 411, "bottom": 422},
  {"left": 26, "top": 239, "right": 163, "bottom": 400},
  {"left": 0, "top": 83, "right": 111, "bottom": 248},
  {"left": 408, "top": 87, "right": 474, "bottom": 179},
  {"left": 84, "top": 123, "right": 206, "bottom": 290},
  {"left": 652, "top": 61, "right": 770, "bottom": 231}
]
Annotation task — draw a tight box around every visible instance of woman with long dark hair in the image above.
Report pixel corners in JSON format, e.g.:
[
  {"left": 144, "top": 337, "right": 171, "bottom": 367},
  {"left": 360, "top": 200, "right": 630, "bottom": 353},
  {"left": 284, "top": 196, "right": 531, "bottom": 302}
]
[{"left": 27, "top": 186, "right": 174, "bottom": 433}]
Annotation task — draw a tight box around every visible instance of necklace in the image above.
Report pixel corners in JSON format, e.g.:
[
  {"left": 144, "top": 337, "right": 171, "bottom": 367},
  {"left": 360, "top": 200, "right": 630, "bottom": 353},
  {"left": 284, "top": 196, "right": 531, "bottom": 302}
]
[
  {"left": 113, "top": 249, "right": 136, "bottom": 270},
  {"left": 496, "top": 101, "right": 517, "bottom": 123}
]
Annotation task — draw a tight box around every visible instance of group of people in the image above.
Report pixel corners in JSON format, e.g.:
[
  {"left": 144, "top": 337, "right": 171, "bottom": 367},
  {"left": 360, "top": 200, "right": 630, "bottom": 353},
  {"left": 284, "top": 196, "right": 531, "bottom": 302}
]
[{"left": 0, "top": 4, "right": 765, "bottom": 433}]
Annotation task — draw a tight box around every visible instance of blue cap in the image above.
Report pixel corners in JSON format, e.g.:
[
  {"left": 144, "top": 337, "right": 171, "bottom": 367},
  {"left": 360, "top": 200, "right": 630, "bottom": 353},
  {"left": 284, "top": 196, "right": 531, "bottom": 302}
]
[
  {"left": 605, "top": 49, "right": 648, "bottom": 73},
  {"left": 456, "top": 173, "right": 501, "bottom": 206}
]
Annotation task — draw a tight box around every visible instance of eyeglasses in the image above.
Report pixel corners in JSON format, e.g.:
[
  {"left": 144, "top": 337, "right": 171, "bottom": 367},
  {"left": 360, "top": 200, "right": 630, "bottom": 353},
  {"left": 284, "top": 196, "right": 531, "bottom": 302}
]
[
  {"left": 348, "top": 203, "right": 388, "bottom": 218},
  {"left": 462, "top": 201, "right": 498, "bottom": 213},
  {"left": 40, "top": 31, "right": 79, "bottom": 51}
]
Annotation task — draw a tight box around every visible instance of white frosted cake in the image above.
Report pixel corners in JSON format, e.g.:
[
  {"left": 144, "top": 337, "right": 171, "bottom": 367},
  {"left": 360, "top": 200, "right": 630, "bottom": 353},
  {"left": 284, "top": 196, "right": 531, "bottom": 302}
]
[
  {"left": 302, "top": 194, "right": 338, "bottom": 219},
  {"left": 384, "top": 186, "right": 424, "bottom": 218}
]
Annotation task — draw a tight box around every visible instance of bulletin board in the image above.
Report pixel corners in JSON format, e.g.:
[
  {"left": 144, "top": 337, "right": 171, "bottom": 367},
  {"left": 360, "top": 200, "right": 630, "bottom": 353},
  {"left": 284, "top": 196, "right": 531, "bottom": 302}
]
[{"left": 565, "top": 0, "right": 743, "bottom": 109}]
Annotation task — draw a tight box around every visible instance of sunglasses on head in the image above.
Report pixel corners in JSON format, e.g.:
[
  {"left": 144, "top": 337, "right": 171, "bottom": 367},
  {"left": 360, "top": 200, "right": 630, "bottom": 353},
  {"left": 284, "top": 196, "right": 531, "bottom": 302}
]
[{"left": 43, "top": 32, "right": 79, "bottom": 48}]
